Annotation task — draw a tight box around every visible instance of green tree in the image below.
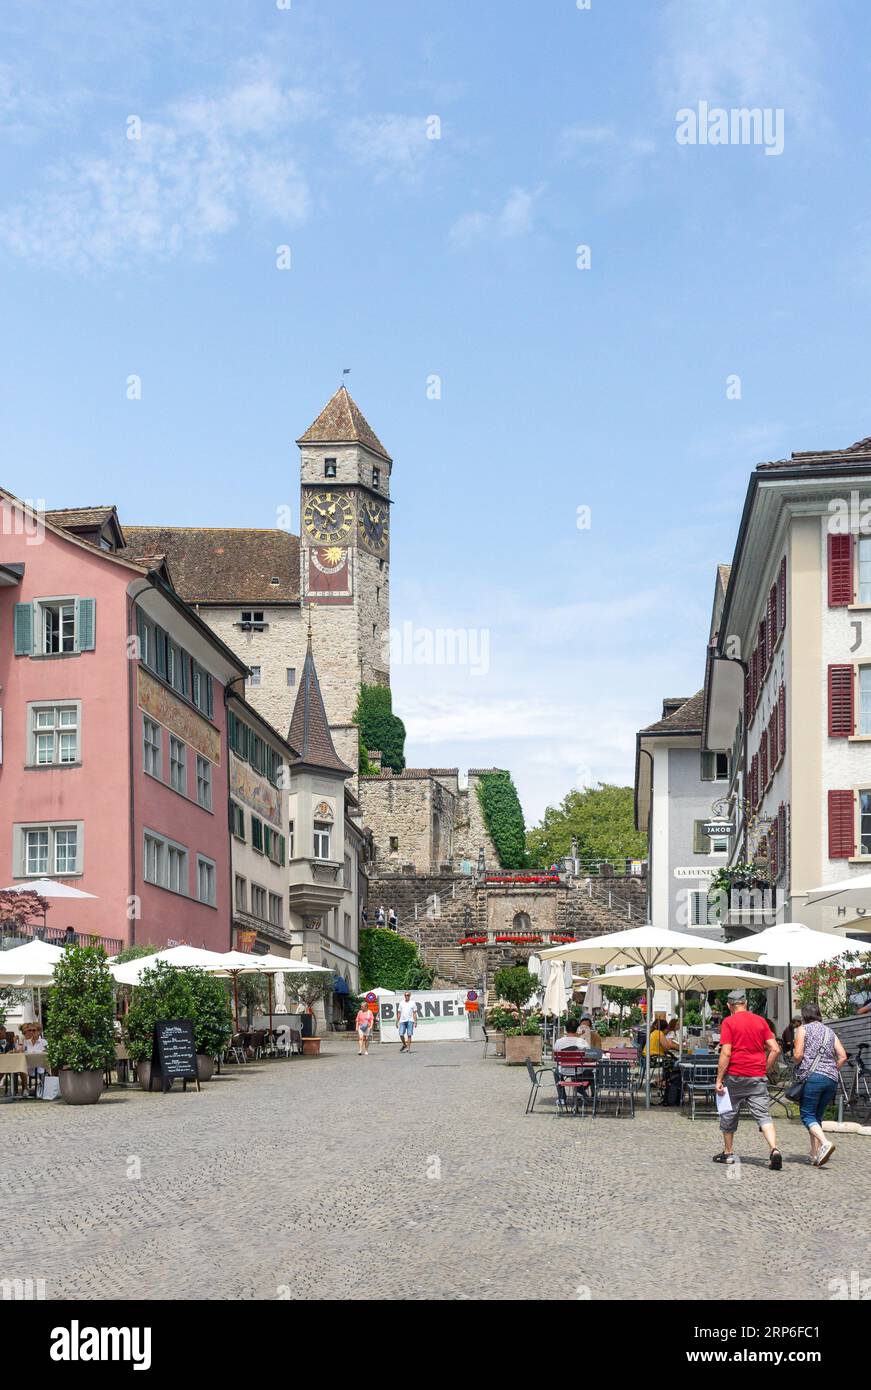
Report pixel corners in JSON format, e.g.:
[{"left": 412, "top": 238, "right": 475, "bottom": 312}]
[
  {"left": 526, "top": 782, "right": 647, "bottom": 868},
  {"left": 476, "top": 770, "right": 527, "bottom": 869},
  {"left": 601, "top": 985, "right": 641, "bottom": 1032},
  {"left": 493, "top": 966, "right": 537, "bottom": 1029},
  {"left": 46, "top": 946, "right": 116, "bottom": 1073},
  {"left": 354, "top": 685, "right": 406, "bottom": 773},
  {"left": 359, "top": 928, "right": 433, "bottom": 991}
]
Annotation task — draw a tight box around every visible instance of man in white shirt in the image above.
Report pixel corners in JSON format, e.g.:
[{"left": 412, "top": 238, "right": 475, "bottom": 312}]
[{"left": 396, "top": 992, "right": 418, "bottom": 1052}]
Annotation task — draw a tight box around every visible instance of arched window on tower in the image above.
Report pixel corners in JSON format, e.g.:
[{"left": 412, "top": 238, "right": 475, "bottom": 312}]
[{"left": 512, "top": 911, "right": 532, "bottom": 934}]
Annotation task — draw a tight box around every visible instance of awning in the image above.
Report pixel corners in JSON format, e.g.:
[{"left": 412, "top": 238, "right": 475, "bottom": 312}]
[{"left": 703, "top": 655, "right": 744, "bottom": 752}]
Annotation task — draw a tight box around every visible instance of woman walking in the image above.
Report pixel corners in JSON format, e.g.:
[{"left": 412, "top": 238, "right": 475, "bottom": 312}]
[
  {"left": 792, "top": 1002, "right": 847, "bottom": 1166},
  {"left": 356, "top": 1001, "right": 375, "bottom": 1055}
]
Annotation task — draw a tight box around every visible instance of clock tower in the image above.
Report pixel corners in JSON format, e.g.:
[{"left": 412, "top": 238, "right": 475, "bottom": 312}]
[{"left": 296, "top": 386, "right": 392, "bottom": 772}]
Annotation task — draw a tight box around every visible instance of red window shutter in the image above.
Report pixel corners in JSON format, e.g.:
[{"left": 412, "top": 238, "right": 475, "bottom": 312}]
[
  {"left": 778, "top": 683, "right": 786, "bottom": 755},
  {"left": 772, "top": 707, "right": 779, "bottom": 766},
  {"left": 750, "top": 754, "right": 758, "bottom": 810},
  {"left": 828, "top": 789, "right": 855, "bottom": 858},
  {"left": 828, "top": 533, "right": 853, "bottom": 606},
  {"left": 778, "top": 555, "right": 787, "bottom": 634},
  {"left": 768, "top": 585, "right": 777, "bottom": 658},
  {"left": 744, "top": 669, "right": 751, "bottom": 724},
  {"left": 751, "top": 646, "right": 758, "bottom": 708},
  {"left": 778, "top": 802, "right": 787, "bottom": 879},
  {"left": 770, "top": 819, "right": 778, "bottom": 881},
  {"left": 759, "top": 620, "right": 768, "bottom": 674},
  {"left": 760, "top": 730, "right": 768, "bottom": 787},
  {"left": 828, "top": 664, "right": 854, "bottom": 736}
]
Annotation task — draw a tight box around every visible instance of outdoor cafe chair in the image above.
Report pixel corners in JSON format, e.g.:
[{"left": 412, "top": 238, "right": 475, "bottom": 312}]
[
  {"left": 226, "top": 1033, "right": 247, "bottom": 1065},
  {"left": 524, "top": 1057, "right": 558, "bottom": 1114},
  {"left": 592, "top": 1061, "right": 635, "bottom": 1118},
  {"left": 683, "top": 1063, "right": 718, "bottom": 1120},
  {"left": 553, "top": 1046, "right": 596, "bottom": 1115}
]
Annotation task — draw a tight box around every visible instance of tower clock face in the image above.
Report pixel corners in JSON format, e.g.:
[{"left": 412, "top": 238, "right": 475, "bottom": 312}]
[
  {"left": 303, "top": 491, "right": 354, "bottom": 544},
  {"left": 361, "top": 499, "right": 389, "bottom": 551}
]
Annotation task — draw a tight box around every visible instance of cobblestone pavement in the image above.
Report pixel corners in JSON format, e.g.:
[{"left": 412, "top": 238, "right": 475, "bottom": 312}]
[{"left": 3, "top": 1040, "right": 869, "bottom": 1301}]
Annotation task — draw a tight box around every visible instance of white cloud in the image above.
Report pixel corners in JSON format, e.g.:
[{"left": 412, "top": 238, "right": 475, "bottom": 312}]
[
  {"left": 0, "top": 72, "right": 314, "bottom": 269},
  {"left": 659, "top": 0, "right": 822, "bottom": 132},
  {"left": 336, "top": 114, "right": 437, "bottom": 182},
  {"left": 450, "top": 185, "right": 541, "bottom": 247}
]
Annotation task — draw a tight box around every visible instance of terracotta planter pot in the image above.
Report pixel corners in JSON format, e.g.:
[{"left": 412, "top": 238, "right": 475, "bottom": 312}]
[
  {"left": 302, "top": 1037, "right": 321, "bottom": 1057},
  {"left": 59, "top": 1069, "right": 104, "bottom": 1105},
  {"left": 196, "top": 1054, "right": 215, "bottom": 1082},
  {"left": 504, "top": 1034, "right": 542, "bottom": 1066}
]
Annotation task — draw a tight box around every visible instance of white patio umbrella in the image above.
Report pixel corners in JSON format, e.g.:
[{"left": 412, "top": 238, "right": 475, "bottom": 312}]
[
  {"left": 805, "top": 875, "right": 871, "bottom": 910},
  {"left": 541, "top": 925, "right": 764, "bottom": 1108},
  {"left": 591, "top": 962, "right": 785, "bottom": 1061},
  {"left": 109, "top": 945, "right": 232, "bottom": 987},
  {"left": 0, "top": 938, "right": 67, "bottom": 1030},
  {"left": 542, "top": 959, "right": 568, "bottom": 1017},
  {"left": 748, "top": 922, "right": 854, "bottom": 1022},
  {"left": 1, "top": 878, "right": 97, "bottom": 899}
]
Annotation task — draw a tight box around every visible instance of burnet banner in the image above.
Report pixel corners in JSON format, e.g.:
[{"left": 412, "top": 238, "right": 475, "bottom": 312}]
[{"left": 378, "top": 990, "right": 471, "bottom": 1044}]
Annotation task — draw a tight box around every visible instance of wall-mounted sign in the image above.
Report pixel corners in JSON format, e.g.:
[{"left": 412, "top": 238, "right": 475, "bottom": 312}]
[
  {"left": 703, "top": 821, "right": 734, "bottom": 837},
  {"left": 674, "top": 867, "right": 718, "bottom": 879},
  {"left": 378, "top": 990, "right": 470, "bottom": 1043}
]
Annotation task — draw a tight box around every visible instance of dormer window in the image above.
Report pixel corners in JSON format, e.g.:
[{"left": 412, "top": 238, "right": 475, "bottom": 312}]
[
  {"left": 372, "top": 467, "right": 381, "bottom": 488},
  {"left": 324, "top": 458, "right": 337, "bottom": 478},
  {"left": 240, "top": 610, "right": 265, "bottom": 631}
]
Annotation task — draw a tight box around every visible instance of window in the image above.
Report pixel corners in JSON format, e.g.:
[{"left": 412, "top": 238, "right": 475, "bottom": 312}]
[
  {"left": 197, "top": 856, "right": 216, "bottom": 906},
  {"left": 268, "top": 892, "right": 282, "bottom": 927},
  {"left": 372, "top": 467, "right": 381, "bottom": 488},
  {"left": 344, "top": 854, "right": 351, "bottom": 888},
  {"left": 690, "top": 890, "right": 709, "bottom": 926},
  {"left": 143, "top": 718, "right": 162, "bottom": 777},
  {"left": 389, "top": 835, "right": 399, "bottom": 853},
  {"left": 251, "top": 884, "right": 267, "bottom": 919},
  {"left": 693, "top": 820, "right": 720, "bottom": 854},
  {"left": 241, "top": 611, "right": 265, "bottom": 630},
  {"left": 344, "top": 912, "right": 351, "bottom": 944},
  {"left": 324, "top": 458, "right": 337, "bottom": 478},
  {"left": 700, "top": 751, "right": 729, "bottom": 781},
  {"left": 286, "top": 668, "right": 296, "bottom": 686},
  {"left": 248, "top": 666, "right": 261, "bottom": 687},
  {"left": 313, "top": 820, "right": 331, "bottom": 860},
  {"left": 196, "top": 756, "right": 212, "bottom": 810},
  {"left": 251, "top": 816, "right": 264, "bottom": 853},
  {"left": 288, "top": 819, "right": 294, "bottom": 857},
  {"left": 18, "top": 823, "right": 82, "bottom": 877},
  {"left": 860, "top": 666, "right": 871, "bottom": 736},
  {"left": 29, "top": 704, "right": 79, "bottom": 766},
  {"left": 136, "top": 611, "right": 212, "bottom": 716},
  {"left": 230, "top": 802, "right": 245, "bottom": 840},
  {"left": 235, "top": 875, "right": 247, "bottom": 911},
  {"left": 860, "top": 538, "right": 871, "bottom": 605},
  {"left": 169, "top": 737, "right": 186, "bottom": 794},
  {"left": 42, "top": 600, "right": 76, "bottom": 654},
  {"left": 144, "top": 831, "right": 187, "bottom": 894},
  {"left": 709, "top": 832, "right": 729, "bottom": 854}
]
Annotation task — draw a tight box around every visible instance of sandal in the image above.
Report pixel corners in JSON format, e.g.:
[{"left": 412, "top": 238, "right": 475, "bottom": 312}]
[
  {"left": 712, "top": 1152, "right": 735, "bottom": 1163},
  {"left": 769, "top": 1149, "right": 783, "bottom": 1170}
]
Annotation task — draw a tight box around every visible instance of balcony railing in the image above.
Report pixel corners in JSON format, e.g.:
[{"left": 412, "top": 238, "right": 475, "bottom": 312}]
[{"left": 0, "top": 923, "right": 124, "bottom": 956}]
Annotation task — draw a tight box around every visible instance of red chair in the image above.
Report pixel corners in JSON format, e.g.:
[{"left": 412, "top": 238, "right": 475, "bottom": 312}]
[{"left": 553, "top": 1045, "right": 595, "bottom": 1115}]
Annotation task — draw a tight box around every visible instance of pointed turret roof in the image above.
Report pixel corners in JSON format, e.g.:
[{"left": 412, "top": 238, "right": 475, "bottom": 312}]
[
  {"left": 288, "top": 637, "right": 354, "bottom": 776},
  {"left": 296, "top": 385, "right": 392, "bottom": 463}
]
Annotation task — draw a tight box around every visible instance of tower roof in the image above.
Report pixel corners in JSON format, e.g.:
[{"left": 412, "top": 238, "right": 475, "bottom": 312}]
[
  {"left": 296, "top": 385, "right": 392, "bottom": 463},
  {"left": 288, "top": 637, "right": 354, "bottom": 776}
]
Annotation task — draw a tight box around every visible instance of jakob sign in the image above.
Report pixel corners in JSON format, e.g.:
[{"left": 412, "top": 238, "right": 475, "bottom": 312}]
[{"left": 378, "top": 990, "right": 470, "bottom": 1043}]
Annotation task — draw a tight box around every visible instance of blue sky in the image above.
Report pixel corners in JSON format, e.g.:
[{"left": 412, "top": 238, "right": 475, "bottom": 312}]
[{"left": 2, "top": 0, "right": 871, "bottom": 824}]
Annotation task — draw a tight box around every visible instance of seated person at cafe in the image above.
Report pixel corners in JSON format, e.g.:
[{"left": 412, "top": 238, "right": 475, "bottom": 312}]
[
  {"left": 577, "top": 1013, "right": 603, "bottom": 1049},
  {"left": 553, "top": 1019, "right": 595, "bottom": 1106}
]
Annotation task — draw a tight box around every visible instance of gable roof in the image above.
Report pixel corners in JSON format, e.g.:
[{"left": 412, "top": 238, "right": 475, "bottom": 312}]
[
  {"left": 288, "top": 639, "right": 353, "bottom": 776},
  {"left": 296, "top": 385, "right": 392, "bottom": 463},
  {"left": 45, "top": 505, "right": 126, "bottom": 551},
  {"left": 758, "top": 433, "right": 871, "bottom": 471},
  {"left": 120, "top": 527, "right": 300, "bottom": 604},
  {"left": 640, "top": 690, "right": 704, "bottom": 735}
]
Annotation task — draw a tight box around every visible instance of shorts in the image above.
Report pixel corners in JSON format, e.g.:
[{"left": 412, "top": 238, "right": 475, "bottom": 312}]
[
  {"left": 399, "top": 1020, "right": 414, "bottom": 1038},
  {"left": 358, "top": 1023, "right": 370, "bottom": 1035},
  {"left": 718, "top": 1074, "right": 771, "bottom": 1132}
]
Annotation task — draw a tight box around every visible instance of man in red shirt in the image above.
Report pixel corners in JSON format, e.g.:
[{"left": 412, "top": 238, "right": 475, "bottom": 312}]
[{"left": 714, "top": 989, "right": 783, "bottom": 1169}]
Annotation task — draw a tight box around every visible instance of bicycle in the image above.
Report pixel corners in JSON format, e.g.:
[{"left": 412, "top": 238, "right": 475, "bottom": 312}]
[{"left": 837, "top": 1041, "right": 871, "bottom": 1124}]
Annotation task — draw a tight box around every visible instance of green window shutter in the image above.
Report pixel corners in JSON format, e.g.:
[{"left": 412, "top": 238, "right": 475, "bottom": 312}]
[
  {"left": 252, "top": 817, "right": 263, "bottom": 852},
  {"left": 136, "top": 607, "right": 146, "bottom": 660},
  {"left": 155, "top": 628, "right": 167, "bottom": 678},
  {"left": 13, "top": 602, "right": 34, "bottom": 655},
  {"left": 692, "top": 820, "right": 710, "bottom": 854},
  {"left": 179, "top": 652, "right": 189, "bottom": 697},
  {"left": 205, "top": 676, "right": 213, "bottom": 719},
  {"left": 76, "top": 598, "right": 96, "bottom": 651},
  {"left": 278, "top": 834, "right": 286, "bottom": 867},
  {"left": 228, "top": 711, "right": 237, "bottom": 749}
]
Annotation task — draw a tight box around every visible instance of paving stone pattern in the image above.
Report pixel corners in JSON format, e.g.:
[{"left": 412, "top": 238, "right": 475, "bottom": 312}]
[{"left": 3, "top": 1042, "right": 868, "bottom": 1301}]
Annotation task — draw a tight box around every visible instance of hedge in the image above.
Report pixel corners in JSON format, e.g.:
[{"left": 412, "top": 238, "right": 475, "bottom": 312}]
[
  {"left": 354, "top": 685, "right": 406, "bottom": 773},
  {"left": 359, "top": 928, "right": 432, "bottom": 991}
]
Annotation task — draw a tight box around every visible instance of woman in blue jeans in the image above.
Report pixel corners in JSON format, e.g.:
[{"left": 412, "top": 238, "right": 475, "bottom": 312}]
[{"left": 793, "top": 1002, "right": 847, "bottom": 1167}]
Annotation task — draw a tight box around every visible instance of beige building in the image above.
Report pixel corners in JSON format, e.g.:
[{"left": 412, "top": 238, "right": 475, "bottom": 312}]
[{"left": 703, "top": 431, "right": 871, "bottom": 958}]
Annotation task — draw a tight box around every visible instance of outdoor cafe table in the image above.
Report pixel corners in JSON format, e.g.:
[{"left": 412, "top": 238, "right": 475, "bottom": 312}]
[{"left": 0, "top": 1052, "right": 29, "bottom": 1099}]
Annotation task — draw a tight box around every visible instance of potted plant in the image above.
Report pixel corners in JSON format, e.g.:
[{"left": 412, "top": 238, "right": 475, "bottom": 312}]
[
  {"left": 185, "top": 969, "right": 233, "bottom": 1080},
  {"left": 485, "top": 1004, "right": 514, "bottom": 1057},
  {"left": 123, "top": 961, "right": 195, "bottom": 1089},
  {"left": 285, "top": 970, "right": 334, "bottom": 1055},
  {"left": 493, "top": 966, "right": 541, "bottom": 1065},
  {"left": 46, "top": 945, "right": 116, "bottom": 1105}
]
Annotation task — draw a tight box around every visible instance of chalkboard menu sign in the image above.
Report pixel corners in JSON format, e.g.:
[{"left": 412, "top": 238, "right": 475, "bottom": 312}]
[{"left": 150, "top": 1019, "right": 200, "bottom": 1093}]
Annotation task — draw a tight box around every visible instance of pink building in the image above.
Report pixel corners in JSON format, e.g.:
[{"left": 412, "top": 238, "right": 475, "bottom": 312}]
[{"left": 0, "top": 494, "right": 246, "bottom": 952}]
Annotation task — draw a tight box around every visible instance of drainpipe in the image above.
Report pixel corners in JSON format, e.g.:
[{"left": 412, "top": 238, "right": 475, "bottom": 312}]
[
  {"left": 225, "top": 675, "right": 246, "bottom": 950},
  {"left": 638, "top": 748, "right": 653, "bottom": 923}
]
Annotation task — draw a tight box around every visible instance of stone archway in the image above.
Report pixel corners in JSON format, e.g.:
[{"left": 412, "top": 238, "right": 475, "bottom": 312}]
[{"left": 512, "top": 911, "right": 532, "bottom": 933}]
